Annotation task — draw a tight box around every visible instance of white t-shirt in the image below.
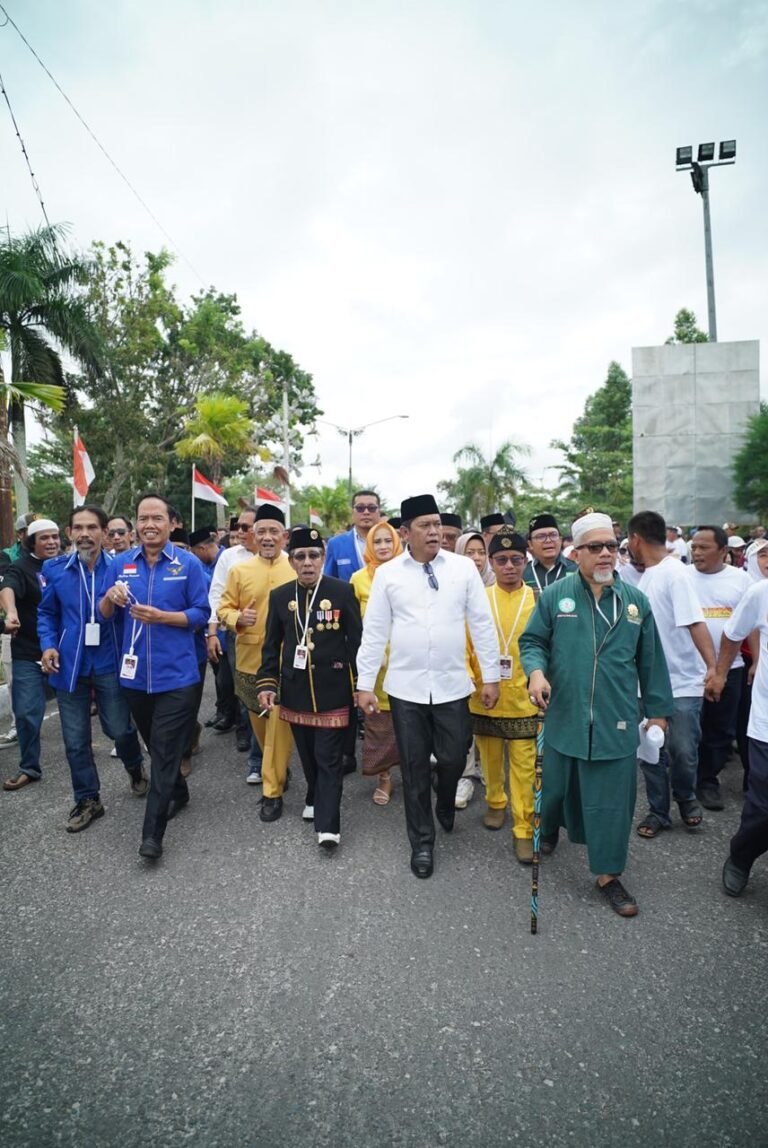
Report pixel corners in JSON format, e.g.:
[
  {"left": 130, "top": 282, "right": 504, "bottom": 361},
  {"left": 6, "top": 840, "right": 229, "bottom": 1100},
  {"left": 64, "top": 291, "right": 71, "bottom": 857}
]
[
  {"left": 688, "top": 565, "right": 750, "bottom": 668},
  {"left": 639, "top": 556, "right": 706, "bottom": 696},
  {"left": 666, "top": 538, "right": 689, "bottom": 562},
  {"left": 724, "top": 580, "right": 768, "bottom": 742},
  {"left": 618, "top": 563, "right": 643, "bottom": 587}
]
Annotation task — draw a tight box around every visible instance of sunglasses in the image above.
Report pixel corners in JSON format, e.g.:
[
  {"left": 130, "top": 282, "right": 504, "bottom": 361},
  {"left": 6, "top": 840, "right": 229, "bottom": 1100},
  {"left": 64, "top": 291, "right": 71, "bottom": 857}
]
[
  {"left": 353, "top": 504, "right": 379, "bottom": 514},
  {"left": 108, "top": 529, "right": 128, "bottom": 536},
  {"left": 292, "top": 550, "right": 323, "bottom": 562},
  {"left": 235, "top": 522, "right": 252, "bottom": 531},
  {"left": 492, "top": 554, "right": 525, "bottom": 566},
  {"left": 575, "top": 541, "right": 620, "bottom": 554},
  {"left": 423, "top": 562, "right": 439, "bottom": 590}
]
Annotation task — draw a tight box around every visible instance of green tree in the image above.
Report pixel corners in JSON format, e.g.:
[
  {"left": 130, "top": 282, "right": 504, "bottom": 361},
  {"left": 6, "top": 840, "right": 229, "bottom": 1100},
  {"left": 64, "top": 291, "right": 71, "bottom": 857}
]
[
  {"left": 732, "top": 403, "right": 768, "bottom": 522},
  {"left": 437, "top": 441, "right": 529, "bottom": 525},
  {"left": 0, "top": 224, "right": 99, "bottom": 541},
  {"left": 665, "top": 307, "right": 709, "bottom": 344},
  {"left": 176, "top": 392, "right": 259, "bottom": 525},
  {"left": 293, "top": 478, "right": 357, "bottom": 534},
  {"left": 551, "top": 361, "right": 632, "bottom": 523}
]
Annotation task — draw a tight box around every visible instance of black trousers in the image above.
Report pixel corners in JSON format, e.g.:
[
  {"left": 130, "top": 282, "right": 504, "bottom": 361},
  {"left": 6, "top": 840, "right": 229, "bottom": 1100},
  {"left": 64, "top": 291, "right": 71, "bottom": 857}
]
[
  {"left": 182, "top": 660, "right": 207, "bottom": 757},
  {"left": 213, "top": 639, "right": 237, "bottom": 723},
  {"left": 736, "top": 660, "right": 752, "bottom": 787},
  {"left": 698, "top": 667, "right": 742, "bottom": 788},
  {"left": 291, "top": 724, "right": 347, "bottom": 834},
  {"left": 126, "top": 684, "right": 198, "bottom": 842},
  {"left": 389, "top": 695, "right": 472, "bottom": 851},
  {"left": 731, "top": 737, "right": 768, "bottom": 871}
]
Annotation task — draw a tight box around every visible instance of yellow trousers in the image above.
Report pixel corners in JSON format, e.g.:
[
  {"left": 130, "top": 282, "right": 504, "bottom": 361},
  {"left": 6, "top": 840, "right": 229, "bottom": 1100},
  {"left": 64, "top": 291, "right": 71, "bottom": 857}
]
[
  {"left": 249, "top": 710, "right": 294, "bottom": 798},
  {"left": 476, "top": 735, "right": 535, "bottom": 839}
]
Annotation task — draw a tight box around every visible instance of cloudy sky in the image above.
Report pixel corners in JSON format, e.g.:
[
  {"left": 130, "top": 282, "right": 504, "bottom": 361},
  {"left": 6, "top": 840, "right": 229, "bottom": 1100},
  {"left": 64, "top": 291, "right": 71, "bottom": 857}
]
[{"left": 2, "top": 0, "right": 766, "bottom": 509}]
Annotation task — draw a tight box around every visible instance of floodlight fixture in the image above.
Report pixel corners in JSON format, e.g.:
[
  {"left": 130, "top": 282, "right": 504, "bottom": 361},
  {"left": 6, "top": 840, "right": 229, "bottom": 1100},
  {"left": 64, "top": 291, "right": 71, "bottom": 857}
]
[
  {"left": 676, "top": 145, "right": 693, "bottom": 167},
  {"left": 719, "top": 139, "right": 736, "bottom": 161},
  {"left": 698, "top": 142, "right": 715, "bottom": 162}
]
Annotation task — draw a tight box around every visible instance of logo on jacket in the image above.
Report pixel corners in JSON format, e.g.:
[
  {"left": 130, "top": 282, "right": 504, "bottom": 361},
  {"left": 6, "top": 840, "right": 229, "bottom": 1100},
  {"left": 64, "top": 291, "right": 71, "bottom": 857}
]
[{"left": 558, "top": 597, "right": 575, "bottom": 614}]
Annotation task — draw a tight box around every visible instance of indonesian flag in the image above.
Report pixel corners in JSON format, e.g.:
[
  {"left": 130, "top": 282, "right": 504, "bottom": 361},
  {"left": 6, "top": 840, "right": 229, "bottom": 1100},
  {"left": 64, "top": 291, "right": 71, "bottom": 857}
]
[
  {"left": 73, "top": 429, "right": 95, "bottom": 506},
  {"left": 254, "top": 487, "right": 287, "bottom": 512},
  {"left": 193, "top": 466, "right": 228, "bottom": 506},
  {"left": 309, "top": 507, "right": 323, "bottom": 527}
]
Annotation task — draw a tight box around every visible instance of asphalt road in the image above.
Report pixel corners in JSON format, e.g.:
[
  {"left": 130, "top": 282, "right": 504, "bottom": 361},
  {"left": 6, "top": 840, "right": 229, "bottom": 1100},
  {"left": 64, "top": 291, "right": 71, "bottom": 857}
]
[{"left": 1, "top": 689, "right": 766, "bottom": 1148}]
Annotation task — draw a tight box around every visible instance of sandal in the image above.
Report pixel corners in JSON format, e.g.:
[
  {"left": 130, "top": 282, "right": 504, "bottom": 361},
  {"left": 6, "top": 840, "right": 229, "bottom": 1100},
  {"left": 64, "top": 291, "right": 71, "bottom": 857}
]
[
  {"left": 636, "top": 813, "right": 669, "bottom": 838},
  {"left": 678, "top": 799, "right": 703, "bottom": 830},
  {"left": 373, "top": 772, "right": 393, "bottom": 806}
]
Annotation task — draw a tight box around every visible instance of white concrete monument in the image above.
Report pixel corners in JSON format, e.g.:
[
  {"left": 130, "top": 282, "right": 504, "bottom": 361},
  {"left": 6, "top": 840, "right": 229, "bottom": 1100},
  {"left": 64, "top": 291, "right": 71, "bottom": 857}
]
[{"left": 632, "top": 340, "right": 760, "bottom": 525}]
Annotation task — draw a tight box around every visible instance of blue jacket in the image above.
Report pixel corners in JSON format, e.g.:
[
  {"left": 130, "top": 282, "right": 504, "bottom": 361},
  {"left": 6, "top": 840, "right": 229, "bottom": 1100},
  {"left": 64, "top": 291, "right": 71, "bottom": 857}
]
[
  {"left": 38, "top": 550, "right": 125, "bottom": 692},
  {"left": 323, "top": 529, "right": 363, "bottom": 582},
  {"left": 102, "top": 544, "right": 210, "bottom": 694}
]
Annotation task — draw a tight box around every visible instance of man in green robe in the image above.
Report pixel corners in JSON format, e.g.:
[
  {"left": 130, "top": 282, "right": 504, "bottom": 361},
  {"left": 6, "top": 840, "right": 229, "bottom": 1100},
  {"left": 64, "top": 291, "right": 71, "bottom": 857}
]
[{"left": 519, "top": 512, "right": 673, "bottom": 916}]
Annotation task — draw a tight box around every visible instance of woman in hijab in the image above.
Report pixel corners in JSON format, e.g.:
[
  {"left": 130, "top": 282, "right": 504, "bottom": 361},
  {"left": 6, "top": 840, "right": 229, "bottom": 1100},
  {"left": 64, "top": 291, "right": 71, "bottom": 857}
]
[
  {"left": 746, "top": 538, "right": 768, "bottom": 582},
  {"left": 351, "top": 521, "right": 403, "bottom": 805},
  {"left": 455, "top": 532, "right": 495, "bottom": 587}
]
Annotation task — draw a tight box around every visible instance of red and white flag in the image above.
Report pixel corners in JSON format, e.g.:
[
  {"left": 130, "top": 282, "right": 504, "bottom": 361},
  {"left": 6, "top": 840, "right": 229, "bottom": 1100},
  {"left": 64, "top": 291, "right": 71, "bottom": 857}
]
[
  {"left": 193, "top": 466, "right": 228, "bottom": 506},
  {"left": 73, "top": 428, "right": 95, "bottom": 507},
  {"left": 309, "top": 507, "right": 323, "bottom": 527},
  {"left": 254, "top": 487, "right": 287, "bottom": 512}
]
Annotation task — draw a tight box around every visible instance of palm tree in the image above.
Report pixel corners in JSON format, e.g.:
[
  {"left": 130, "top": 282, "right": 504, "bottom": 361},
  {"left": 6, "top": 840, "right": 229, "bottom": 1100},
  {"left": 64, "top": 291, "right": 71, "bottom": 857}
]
[
  {"left": 438, "top": 440, "right": 529, "bottom": 525},
  {"left": 175, "top": 392, "right": 258, "bottom": 526},
  {"left": 0, "top": 223, "right": 100, "bottom": 539}
]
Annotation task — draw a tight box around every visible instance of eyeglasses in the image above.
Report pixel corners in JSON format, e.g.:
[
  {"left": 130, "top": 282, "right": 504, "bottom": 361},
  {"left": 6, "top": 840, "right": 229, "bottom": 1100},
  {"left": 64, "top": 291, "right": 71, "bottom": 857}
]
[
  {"left": 353, "top": 504, "right": 379, "bottom": 514},
  {"left": 530, "top": 531, "right": 560, "bottom": 543},
  {"left": 423, "top": 562, "right": 439, "bottom": 590},
  {"left": 292, "top": 550, "right": 323, "bottom": 562},
  {"left": 108, "top": 528, "right": 128, "bottom": 536},
  {"left": 619, "top": 547, "right": 629, "bottom": 555},
  {"left": 492, "top": 554, "right": 526, "bottom": 566},
  {"left": 575, "top": 541, "right": 620, "bottom": 554}
]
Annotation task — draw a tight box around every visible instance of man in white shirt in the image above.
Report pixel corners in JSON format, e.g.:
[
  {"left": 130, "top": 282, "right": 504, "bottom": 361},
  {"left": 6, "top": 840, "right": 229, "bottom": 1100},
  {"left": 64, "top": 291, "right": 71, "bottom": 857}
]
[
  {"left": 356, "top": 494, "right": 500, "bottom": 878},
  {"left": 689, "top": 526, "right": 749, "bottom": 810},
  {"left": 708, "top": 578, "right": 768, "bottom": 896},
  {"left": 666, "top": 526, "right": 689, "bottom": 562},
  {"left": 627, "top": 511, "right": 716, "bottom": 837}
]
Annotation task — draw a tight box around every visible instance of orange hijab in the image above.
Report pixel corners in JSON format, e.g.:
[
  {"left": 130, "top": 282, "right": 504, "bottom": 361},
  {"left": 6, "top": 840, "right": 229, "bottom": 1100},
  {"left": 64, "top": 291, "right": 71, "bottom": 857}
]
[{"left": 363, "top": 521, "right": 403, "bottom": 576}]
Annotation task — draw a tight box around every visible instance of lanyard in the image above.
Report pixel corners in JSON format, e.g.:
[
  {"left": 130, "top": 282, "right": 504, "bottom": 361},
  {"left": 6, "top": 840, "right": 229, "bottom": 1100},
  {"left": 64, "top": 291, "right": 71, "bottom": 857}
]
[
  {"left": 490, "top": 584, "right": 531, "bottom": 655},
  {"left": 594, "top": 588, "right": 618, "bottom": 629},
  {"left": 295, "top": 579, "right": 321, "bottom": 645},
  {"left": 116, "top": 578, "right": 143, "bottom": 654},
  {"left": 531, "top": 560, "right": 564, "bottom": 593},
  {"left": 78, "top": 561, "right": 96, "bottom": 624}
]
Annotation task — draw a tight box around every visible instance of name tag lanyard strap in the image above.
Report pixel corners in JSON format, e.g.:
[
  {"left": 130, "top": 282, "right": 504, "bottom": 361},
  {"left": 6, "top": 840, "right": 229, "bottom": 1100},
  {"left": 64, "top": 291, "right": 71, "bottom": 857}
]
[
  {"left": 78, "top": 562, "right": 97, "bottom": 625},
  {"left": 295, "top": 580, "right": 321, "bottom": 647},
  {"left": 116, "top": 580, "right": 144, "bottom": 654},
  {"left": 490, "top": 584, "right": 531, "bottom": 656}
]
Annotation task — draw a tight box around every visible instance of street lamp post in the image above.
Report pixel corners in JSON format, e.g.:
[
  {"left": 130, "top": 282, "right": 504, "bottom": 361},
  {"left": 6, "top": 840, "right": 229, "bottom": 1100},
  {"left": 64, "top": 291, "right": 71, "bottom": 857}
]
[
  {"left": 675, "top": 140, "right": 736, "bottom": 342},
  {"left": 317, "top": 415, "right": 410, "bottom": 495}
]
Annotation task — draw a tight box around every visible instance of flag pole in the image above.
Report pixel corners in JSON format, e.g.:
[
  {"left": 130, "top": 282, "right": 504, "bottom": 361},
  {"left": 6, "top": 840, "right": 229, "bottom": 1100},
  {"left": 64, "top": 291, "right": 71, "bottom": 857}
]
[{"left": 191, "top": 465, "right": 196, "bottom": 532}]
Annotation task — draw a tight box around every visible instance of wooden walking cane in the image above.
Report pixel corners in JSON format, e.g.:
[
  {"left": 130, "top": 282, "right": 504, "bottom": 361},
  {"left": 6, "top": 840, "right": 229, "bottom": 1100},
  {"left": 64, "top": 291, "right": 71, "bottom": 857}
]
[{"left": 530, "top": 691, "right": 549, "bottom": 935}]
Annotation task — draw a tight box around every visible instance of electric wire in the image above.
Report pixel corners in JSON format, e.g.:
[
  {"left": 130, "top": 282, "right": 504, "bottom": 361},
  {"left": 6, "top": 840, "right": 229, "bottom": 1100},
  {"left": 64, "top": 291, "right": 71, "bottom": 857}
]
[
  {"left": 0, "top": 2, "right": 205, "bottom": 283},
  {"left": 0, "top": 66, "right": 52, "bottom": 229}
]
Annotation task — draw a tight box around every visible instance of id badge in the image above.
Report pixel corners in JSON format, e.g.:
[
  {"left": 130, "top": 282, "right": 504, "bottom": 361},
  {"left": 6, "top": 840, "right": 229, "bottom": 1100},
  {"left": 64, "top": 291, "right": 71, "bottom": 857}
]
[
  {"left": 499, "top": 655, "right": 513, "bottom": 680},
  {"left": 85, "top": 622, "right": 101, "bottom": 647},
  {"left": 120, "top": 653, "right": 138, "bottom": 680},
  {"left": 293, "top": 644, "right": 308, "bottom": 671}
]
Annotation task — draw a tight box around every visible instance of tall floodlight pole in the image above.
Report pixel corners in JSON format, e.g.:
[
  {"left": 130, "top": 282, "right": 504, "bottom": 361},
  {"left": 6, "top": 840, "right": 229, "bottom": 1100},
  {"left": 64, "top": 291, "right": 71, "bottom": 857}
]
[
  {"left": 675, "top": 140, "right": 737, "bottom": 342},
  {"left": 317, "top": 415, "right": 410, "bottom": 495}
]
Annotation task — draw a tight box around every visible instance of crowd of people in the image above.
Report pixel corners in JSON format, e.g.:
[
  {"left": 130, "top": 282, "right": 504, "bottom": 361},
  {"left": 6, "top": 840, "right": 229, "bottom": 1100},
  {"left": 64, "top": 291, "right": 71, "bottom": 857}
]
[{"left": 1, "top": 490, "right": 766, "bottom": 916}]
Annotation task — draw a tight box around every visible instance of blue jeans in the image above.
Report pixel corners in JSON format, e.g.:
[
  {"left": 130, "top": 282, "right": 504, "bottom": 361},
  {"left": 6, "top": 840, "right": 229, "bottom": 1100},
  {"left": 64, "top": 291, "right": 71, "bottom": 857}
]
[
  {"left": 640, "top": 695, "right": 703, "bottom": 825},
  {"left": 57, "top": 674, "right": 144, "bottom": 802},
  {"left": 247, "top": 733, "right": 263, "bottom": 774},
  {"left": 11, "top": 659, "right": 48, "bottom": 779}
]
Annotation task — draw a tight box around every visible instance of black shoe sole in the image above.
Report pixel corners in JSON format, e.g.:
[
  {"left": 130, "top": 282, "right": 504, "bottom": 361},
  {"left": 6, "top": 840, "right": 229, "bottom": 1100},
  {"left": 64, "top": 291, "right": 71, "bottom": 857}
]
[
  {"left": 139, "top": 839, "right": 163, "bottom": 859},
  {"left": 260, "top": 804, "right": 283, "bottom": 823}
]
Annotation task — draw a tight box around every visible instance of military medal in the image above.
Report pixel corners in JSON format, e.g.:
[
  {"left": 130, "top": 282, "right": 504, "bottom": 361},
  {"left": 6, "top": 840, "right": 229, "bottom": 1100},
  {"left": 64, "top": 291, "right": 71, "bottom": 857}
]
[
  {"left": 319, "top": 599, "right": 331, "bottom": 611},
  {"left": 332, "top": 609, "right": 341, "bottom": 630},
  {"left": 316, "top": 610, "right": 325, "bottom": 632},
  {"left": 288, "top": 600, "right": 297, "bottom": 612}
]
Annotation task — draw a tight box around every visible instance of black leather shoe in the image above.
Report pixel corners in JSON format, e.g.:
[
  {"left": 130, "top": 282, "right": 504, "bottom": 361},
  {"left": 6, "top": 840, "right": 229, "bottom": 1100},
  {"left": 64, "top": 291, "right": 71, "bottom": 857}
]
[
  {"left": 236, "top": 730, "right": 251, "bottom": 752},
  {"left": 410, "top": 849, "right": 433, "bottom": 879},
  {"left": 342, "top": 754, "right": 357, "bottom": 775},
  {"left": 167, "top": 793, "right": 190, "bottom": 821},
  {"left": 213, "top": 718, "right": 235, "bottom": 733},
  {"left": 697, "top": 785, "right": 725, "bottom": 811},
  {"left": 204, "top": 714, "right": 222, "bottom": 728},
  {"left": 722, "top": 856, "right": 749, "bottom": 897},
  {"left": 260, "top": 796, "right": 283, "bottom": 823},
  {"left": 139, "top": 837, "right": 163, "bottom": 859},
  {"left": 435, "top": 806, "right": 455, "bottom": 833},
  {"left": 541, "top": 830, "right": 559, "bottom": 856}
]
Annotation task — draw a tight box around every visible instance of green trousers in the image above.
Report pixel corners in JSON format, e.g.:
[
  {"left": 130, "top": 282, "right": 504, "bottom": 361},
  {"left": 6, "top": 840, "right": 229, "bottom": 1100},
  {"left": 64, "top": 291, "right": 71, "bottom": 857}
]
[{"left": 542, "top": 744, "right": 637, "bottom": 875}]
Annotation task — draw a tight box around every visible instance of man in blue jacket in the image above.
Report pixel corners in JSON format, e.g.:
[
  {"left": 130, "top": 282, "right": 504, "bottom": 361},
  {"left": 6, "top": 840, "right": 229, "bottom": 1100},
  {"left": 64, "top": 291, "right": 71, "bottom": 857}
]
[
  {"left": 38, "top": 505, "right": 148, "bottom": 833},
  {"left": 323, "top": 490, "right": 382, "bottom": 582},
  {"left": 99, "top": 493, "right": 210, "bottom": 860}
]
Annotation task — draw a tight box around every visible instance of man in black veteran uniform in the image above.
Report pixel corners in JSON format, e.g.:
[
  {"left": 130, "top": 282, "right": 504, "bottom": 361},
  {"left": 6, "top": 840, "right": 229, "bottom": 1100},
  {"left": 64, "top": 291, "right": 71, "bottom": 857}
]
[{"left": 255, "top": 528, "right": 363, "bottom": 850}]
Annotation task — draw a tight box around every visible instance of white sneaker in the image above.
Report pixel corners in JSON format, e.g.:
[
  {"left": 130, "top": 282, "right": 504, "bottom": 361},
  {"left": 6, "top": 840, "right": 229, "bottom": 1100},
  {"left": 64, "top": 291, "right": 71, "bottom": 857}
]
[
  {"left": 246, "top": 766, "right": 262, "bottom": 785},
  {"left": 317, "top": 832, "right": 340, "bottom": 848},
  {"left": 302, "top": 805, "right": 315, "bottom": 821},
  {"left": 110, "top": 746, "right": 118, "bottom": 758},
  {"left": 1, "top": 726, "right": 17, "bottom": 744},
  {"left": 455, "top": 777, "right": 475, "bottom": 809}
]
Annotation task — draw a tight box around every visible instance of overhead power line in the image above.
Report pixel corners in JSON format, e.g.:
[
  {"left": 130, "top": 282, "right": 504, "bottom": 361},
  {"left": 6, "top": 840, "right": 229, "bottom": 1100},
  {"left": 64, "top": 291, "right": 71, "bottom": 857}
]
[
  {"left": 0, "top": 67, "right": 52, "bottom": 229},
  {"left": 0, "top": 2, "right": 206, "bottom": 284}
]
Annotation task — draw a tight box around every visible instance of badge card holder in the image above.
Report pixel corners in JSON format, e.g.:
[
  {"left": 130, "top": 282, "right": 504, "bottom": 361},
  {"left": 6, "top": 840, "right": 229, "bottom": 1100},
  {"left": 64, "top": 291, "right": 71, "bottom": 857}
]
[
  {"left": 293, "top": 644, "right": 308, "bottom": 671},
  {"left": 499, "top": 655, "right": 513, "bottom": 680},
  {"left": 120, "top": 653, "right": 138, "bottom": 680}
]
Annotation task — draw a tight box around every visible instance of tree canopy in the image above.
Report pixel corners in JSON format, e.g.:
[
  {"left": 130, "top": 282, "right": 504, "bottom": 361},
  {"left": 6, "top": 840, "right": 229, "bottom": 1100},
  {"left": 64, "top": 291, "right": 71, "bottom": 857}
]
[
  {"left": 437, "top": 441, "right": 529, "bottom": 526},
  {"left": 732, "top": 403, "right": 768, "bottom": 522},
  {"left": 665, "top": 307, "right": 709, "bottom": 344}
]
